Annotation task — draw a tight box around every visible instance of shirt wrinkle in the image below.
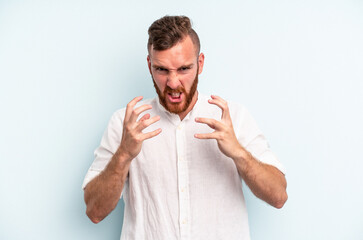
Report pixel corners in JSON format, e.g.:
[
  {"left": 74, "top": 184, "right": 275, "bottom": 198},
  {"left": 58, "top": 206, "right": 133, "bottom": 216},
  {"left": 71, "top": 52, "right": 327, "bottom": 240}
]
[{"left": 82, "top": 93, "right": 285, "bottom": 240}]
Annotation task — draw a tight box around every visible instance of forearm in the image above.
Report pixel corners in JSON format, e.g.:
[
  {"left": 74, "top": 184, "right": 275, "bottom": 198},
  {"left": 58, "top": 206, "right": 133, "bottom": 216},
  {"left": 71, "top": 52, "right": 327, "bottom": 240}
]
[
  {"left": 233, "top": 147, "right": 287, "bottom": 208},
  {"left": 84, "top": 148, "right": 132, "bottom": 223}
]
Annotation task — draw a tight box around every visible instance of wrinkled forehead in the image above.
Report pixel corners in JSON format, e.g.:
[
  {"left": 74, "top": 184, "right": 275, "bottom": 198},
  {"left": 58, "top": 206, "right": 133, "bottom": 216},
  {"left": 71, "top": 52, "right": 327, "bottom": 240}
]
[{"left": 149, "top": 45, "right": 198, "bottom": 70}]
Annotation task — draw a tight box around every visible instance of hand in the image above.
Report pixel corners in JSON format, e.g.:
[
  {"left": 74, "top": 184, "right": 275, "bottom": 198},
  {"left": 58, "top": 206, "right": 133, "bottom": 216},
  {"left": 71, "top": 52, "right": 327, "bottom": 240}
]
[
  {"left": 119, "top": 96, "right": 162, "bottom": 160},
  {"left": 194, "top": 95, "right": 242, "bottom": 160}
]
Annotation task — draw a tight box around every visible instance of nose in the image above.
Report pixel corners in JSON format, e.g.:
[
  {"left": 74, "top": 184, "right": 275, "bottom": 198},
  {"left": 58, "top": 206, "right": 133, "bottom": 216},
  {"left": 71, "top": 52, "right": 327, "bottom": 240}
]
[{"left": 166, "top": 71, "right": 181, "bottom": 89}]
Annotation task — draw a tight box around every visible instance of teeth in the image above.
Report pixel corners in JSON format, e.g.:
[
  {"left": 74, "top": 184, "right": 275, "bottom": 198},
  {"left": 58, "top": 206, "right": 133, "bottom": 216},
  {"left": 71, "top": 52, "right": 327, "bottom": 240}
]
[{"left": 171, "top": 93, "right": 181, "bottom": 97}]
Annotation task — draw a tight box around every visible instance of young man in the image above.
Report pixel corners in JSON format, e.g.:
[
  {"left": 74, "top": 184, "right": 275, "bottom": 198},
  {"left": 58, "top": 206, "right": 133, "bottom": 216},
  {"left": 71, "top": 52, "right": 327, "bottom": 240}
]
[{"left": 83, "top": 16, "right": 287, "bottom": 240}]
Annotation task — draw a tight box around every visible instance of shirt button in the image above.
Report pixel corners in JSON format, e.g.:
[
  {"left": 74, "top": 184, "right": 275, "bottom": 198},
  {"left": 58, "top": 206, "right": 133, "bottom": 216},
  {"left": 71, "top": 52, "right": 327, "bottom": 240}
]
[
  {"left": 182, "top": 219, "right": 187, "bottom": 224},
  {"left": 177, "top": 125, "right": 182, "bottom": 130},
  {"left": 181, "top": 187, "right": 185, "bottom": 192}
]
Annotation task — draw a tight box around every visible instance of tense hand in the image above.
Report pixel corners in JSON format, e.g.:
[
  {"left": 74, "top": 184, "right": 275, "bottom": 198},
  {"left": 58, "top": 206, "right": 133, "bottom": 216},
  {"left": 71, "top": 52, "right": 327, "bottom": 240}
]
[
  {"left": 194, "top": 95, "right": 242, "bottom": 159},
  {"left": 119, "top": 96, "right": 162, "bottom": 160}
]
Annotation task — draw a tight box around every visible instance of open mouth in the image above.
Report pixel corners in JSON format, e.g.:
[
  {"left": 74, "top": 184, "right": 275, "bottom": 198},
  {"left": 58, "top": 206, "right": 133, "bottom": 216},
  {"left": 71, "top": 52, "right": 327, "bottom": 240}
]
[{"left": 167, "top": 92, "right": 183, "bottom": 103}]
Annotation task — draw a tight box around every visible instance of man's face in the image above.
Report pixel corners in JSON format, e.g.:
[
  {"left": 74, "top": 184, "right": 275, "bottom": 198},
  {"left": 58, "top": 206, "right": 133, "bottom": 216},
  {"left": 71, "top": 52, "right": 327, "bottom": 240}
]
[{"left": 147, "top": 36, "right": 204, "bottom": 115}]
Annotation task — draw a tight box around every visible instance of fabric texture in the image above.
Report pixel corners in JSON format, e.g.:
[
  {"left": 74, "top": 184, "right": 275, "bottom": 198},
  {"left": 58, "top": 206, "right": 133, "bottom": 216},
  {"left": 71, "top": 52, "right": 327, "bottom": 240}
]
[{"left": 82, "top": 93, "right": 285, "bottom": 240}]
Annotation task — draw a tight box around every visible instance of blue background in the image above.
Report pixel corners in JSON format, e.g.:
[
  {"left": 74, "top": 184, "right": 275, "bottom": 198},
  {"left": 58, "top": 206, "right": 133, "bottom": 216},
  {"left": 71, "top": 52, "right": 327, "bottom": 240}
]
[{"left": 1, "top": 0, "right": 362, "bottom": 239}]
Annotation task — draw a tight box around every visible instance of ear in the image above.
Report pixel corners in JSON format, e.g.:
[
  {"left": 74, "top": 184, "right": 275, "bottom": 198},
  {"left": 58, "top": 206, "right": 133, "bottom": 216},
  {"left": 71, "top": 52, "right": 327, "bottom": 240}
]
[
  {"left": 147, "top": 55, "right": 152, "bottom": 74},
  {"left": 197, "top": 53, "right": 205, "bottom": 74}
]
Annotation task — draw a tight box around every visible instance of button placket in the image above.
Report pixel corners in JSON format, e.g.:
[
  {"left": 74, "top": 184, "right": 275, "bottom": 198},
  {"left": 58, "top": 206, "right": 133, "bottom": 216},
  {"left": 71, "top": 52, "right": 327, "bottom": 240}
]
[{"left": 176, "top": 123, "right": 190, "bottom": 239}]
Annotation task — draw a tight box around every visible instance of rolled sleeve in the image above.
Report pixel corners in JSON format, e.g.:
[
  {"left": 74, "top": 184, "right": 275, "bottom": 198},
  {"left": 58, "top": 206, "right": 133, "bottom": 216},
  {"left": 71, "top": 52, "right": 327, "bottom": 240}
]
[
  {"left": 235, "top": 105, "right": 286, "bottom": 175},
  {"left": 82, "top": 109, "right": 127, "bottom": 197},
  {"left": 245, "top": 134, "right": 286, "bottom": 174},
  {"left": 82, "top": 169, "right": 102, "bottom": 190}
]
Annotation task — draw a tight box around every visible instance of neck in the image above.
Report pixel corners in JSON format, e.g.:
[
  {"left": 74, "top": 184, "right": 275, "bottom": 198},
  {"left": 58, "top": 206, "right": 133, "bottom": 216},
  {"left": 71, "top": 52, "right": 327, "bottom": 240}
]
[{"left": 178, "top": 91, "right": 198, "bottom": 121}]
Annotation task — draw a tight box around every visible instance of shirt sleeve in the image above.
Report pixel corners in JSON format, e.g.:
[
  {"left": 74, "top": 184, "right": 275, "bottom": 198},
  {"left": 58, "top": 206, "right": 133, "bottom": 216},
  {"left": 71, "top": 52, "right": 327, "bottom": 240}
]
[
  {"left": 235, "top": 105, "right": 286, "bottom": 175},
  {"left": 82, "top": 109, "right": 127, "bottom": 198}
]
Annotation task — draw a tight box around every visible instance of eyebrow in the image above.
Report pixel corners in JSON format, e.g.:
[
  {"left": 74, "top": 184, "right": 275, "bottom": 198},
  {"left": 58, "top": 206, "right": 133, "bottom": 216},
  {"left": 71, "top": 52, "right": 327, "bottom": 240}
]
[
  {"left": 152, "top": 63, "right": 194, "bottom": 70},
  {"left": 178, "top": 64, "right": 194, "bottom": 70}
]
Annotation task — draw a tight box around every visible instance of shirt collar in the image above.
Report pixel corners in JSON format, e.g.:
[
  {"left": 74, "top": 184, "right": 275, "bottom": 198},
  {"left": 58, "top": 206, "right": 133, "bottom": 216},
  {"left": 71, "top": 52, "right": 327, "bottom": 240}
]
[{"left": 155, "top": 91, "right": 201, "bottom": 125}]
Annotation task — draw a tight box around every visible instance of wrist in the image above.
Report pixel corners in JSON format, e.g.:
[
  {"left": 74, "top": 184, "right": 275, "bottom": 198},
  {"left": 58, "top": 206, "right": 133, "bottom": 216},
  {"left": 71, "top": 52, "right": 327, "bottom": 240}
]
[
  {"left": 116, "top": 146, "right": 133, "bottom": 163},
  {"left": 232, "top": 146, "right": 253, "bottom": 168},
  {"left": 232, "top": 145, "right": 249, "bottom": 161},
  {"left": 106, "top": 148, "right": 132, "bottom": 175}
]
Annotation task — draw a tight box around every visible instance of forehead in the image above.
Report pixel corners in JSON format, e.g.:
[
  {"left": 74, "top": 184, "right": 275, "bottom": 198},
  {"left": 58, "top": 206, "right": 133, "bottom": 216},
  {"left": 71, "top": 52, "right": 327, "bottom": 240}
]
[{"left": 149, "top": 36, "right": 197, "bottom": 68}]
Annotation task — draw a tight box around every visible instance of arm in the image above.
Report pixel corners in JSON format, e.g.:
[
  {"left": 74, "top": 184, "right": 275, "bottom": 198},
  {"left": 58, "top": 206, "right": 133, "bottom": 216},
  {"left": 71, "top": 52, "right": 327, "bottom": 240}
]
[
  {"left": 84, "top": 149, "right": 132, "bottom": 223},
  {"left": 195, "top": 95, "right": 287, "bottom": 209},
  {"left": 84, "top": 96, "right": 162, "bottom": 223},
  {"left": 232, "top": 148, "right": 287, "bottom": 208}
]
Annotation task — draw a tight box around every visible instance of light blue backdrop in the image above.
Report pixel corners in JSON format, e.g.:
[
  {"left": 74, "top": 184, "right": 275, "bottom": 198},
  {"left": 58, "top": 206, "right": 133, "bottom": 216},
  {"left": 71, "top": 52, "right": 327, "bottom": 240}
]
[{"left": 1, "top": 0, "right": 362, "bottom": 239}]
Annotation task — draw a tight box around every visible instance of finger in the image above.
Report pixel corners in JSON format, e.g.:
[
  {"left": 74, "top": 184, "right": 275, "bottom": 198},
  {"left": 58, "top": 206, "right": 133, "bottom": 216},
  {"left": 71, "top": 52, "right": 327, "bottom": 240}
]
[
  {"left": 125, "top": 96, "right": 143, "bottom": 121},
  {"left": 211, "top": 95, "right": 227, "bottom": 103},
  {"left": 141, "top": 128, "right": 162, "bottom": 140},
  {"left": 208, "top": 95, "right": 230, "bottom": 121},
  {"left": 194, "top": 132, "right": 219, "bottom": 140},
  {"left": 209, "top": 95, "right": 227, "bottom": 111},
  {"left": 129, "top": 104, "right": 152, "bottom": 123},
  {"left": 195, "top": 117, "right": 222, "bottom": 130},
  {"left": 137, "top": 115, "right": 160, "bottom": 131},
  {"left": 138, "top": 113, "right": 151, "bottom": 122}
]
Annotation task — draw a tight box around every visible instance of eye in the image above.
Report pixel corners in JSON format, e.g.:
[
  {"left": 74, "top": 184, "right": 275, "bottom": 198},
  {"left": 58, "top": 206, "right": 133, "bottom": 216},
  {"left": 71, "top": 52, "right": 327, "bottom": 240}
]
[
  {"left": 179, "top": 67, "right": 191, "bottom": 72},
  {"left": 155, "top": 67, "right": 167, "bottom": 72}
]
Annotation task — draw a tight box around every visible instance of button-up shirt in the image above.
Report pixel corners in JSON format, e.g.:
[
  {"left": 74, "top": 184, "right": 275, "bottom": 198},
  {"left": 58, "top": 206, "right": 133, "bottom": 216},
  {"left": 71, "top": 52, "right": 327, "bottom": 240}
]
[{"left": 82, "top": 93, "right": 285, "bottom": 240}]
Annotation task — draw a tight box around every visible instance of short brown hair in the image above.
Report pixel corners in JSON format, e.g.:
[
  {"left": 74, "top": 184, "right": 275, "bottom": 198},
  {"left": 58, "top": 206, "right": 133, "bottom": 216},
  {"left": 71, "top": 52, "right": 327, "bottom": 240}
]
[{"left": 147, "top": 15, "right": 200, "bottom": 55}]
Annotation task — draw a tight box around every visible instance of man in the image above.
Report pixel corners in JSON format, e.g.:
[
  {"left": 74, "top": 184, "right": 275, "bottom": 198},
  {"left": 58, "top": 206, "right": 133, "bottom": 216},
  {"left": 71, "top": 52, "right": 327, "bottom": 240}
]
[{"left": 83, "top": 16, "right": 287, "bottom": 240}]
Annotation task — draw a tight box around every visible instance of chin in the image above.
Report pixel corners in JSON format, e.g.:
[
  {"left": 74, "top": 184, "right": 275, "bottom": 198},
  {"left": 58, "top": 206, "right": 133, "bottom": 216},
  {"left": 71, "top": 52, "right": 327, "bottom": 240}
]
[{"left": 165, "top": 101, "right": 187, "bottom": 114}]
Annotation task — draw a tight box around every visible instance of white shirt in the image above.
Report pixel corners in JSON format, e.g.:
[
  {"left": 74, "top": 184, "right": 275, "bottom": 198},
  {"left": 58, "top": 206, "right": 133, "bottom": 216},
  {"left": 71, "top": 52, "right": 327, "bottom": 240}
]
[{"left": 82, "top": 93, "right": 285, "bottom": 240}]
